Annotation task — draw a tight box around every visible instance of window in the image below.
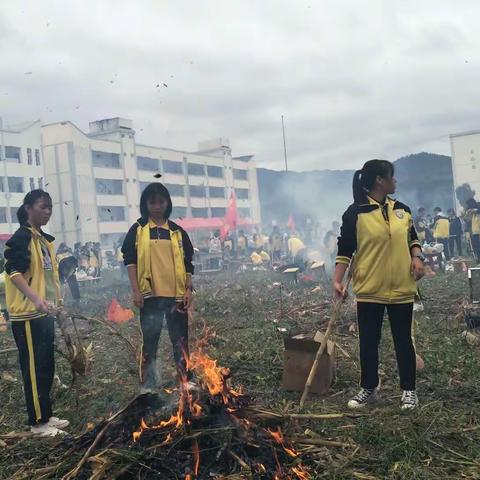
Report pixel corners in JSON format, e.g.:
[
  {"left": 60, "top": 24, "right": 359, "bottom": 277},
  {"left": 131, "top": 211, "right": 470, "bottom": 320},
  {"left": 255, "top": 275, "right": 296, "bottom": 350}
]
[
  {"left": 38, "top": 177, "right": 44, "bottom": 190},
  {"left": 98, "top": 206, "right": 126, "bottom": 222},
  {"left": 8, "top": 177, "right": 24, "bottom": 193},
  {"left": 0, "top": 177, "right": 4, "bottom": 192},
  {"left": 207, "top": 165, "right": 223, "bottom": 178},
  {"left": 163, "top": 160, "right": 183, "bottom": 174},
  {"left": 139, "top": 181, "right": 149, "bottom": 192},
  {"left": 209, "top": 186, "right": 225, "bottom": 198},
  {"left": 5, "top": 146, "right": 21, "bottom": 163},
  {"left": 238, "top": 208, "right": 251, "bottom": 218},
  {"left": 92, "top": 150, "right": 121, "bottom": 169},
  {"left": 0, "top": 207, "right": 7, "bottom": 223},
  {"left": 35, "top": 149, "right": 40, "bottom": 166},
  {"left": 192, "top": 207, "right": 209, "bottom": 218},
  {"left": 188, "top": 163, "right": 204, "bottom": 176},
  {"left": 236, "top": 188, "right": 249, "bottom": 199},
  {"left": 29, "top": 177, "right": 35, "bottom": 191},
  {"left": 95, "top": 179, "right": 123, "bottom": 195},
  {"left": 165, "top": 184, "right": 185, "bottom": 196},
  {"left": 27, "top": 148, "right": 32, "bottom": 165},
  {"left": 233, "top": 168, "right": 248, "bottom": 180},
  {"left": 171, "top": 207, "right": 187, "bottom": 218},
  {"left": 137, "top": 156, "right": 159, "bottom": 171},
  {"left": 211, "top": 207, "right": 226, "bottom": 217},
  {"left": 189, "top": 185, "right": 206, "bottom": 197}
]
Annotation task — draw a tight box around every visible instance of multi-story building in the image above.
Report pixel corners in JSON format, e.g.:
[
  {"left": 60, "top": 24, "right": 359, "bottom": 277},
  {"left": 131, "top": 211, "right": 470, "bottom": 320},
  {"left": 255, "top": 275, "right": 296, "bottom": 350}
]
[
  {"left": 450, "top": 130, "right": 480, "bottom": 210},
  {"left": 0, "top": 120, "right": 45, "bottom": 236},
  {"left": 42, "top": 117, "right": 260, "bottom": 248}
]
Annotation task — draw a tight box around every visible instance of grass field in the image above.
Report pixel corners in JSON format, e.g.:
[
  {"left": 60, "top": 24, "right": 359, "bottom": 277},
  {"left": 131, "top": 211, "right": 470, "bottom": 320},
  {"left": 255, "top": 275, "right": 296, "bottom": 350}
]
[{"left": 0, "top": 270, "right": 479, "bottom": 479}]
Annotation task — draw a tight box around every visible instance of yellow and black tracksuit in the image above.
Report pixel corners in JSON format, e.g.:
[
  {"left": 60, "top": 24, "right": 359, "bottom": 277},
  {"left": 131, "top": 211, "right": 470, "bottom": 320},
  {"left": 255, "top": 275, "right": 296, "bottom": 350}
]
[
  {"left": 467, "top": 209, "right": 480, "bottom": 260},
  {"left": 122, "top": 218, "right": 194, "bottom": 388},
  {"left": 433, "top": 214, "right": 451, "bottom": 260},
  {"left": 4, "top": 225, "right": 61, "bottom": 425},
  {"left": 336, "top": 197, "right": 421, "bottom": 390}
]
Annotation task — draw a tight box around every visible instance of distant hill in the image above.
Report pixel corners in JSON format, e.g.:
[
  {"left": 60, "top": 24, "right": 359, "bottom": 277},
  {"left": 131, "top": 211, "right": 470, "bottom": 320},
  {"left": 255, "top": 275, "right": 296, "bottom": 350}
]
[{"left": 257, "top": 152, "right": 454, "bottom": 228}]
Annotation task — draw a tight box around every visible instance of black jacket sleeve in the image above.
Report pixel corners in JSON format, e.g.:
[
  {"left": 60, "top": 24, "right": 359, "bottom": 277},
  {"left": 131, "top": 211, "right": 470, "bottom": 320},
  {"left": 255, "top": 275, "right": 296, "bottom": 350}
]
[
  {"left": 181, "top": 229, "right": 195, "bottom": 275},
  {"left": 4, "top": 227, "right": 32, "bottom": 276},
  {"left": 336, "top": 204, "right": 358, "bottom": 265},
  {"left": 121, "top": 224, "right": 138, "bottom": 266}
]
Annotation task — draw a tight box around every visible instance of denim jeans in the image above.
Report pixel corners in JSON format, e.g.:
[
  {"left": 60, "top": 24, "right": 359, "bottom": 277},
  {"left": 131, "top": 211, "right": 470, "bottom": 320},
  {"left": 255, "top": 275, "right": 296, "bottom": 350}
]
[{"left": 139, "top": 297, "right": 191, "bottom": 390}]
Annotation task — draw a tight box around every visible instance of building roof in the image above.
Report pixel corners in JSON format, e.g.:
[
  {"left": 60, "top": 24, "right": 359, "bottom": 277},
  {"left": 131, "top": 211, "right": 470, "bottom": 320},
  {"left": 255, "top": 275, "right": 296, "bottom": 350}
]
[
  {"left": 0, "top": 120, "right": 41, "bottom": 133},
  {"left": 450, "top": 130, "right": 480, "bottom": 139}
]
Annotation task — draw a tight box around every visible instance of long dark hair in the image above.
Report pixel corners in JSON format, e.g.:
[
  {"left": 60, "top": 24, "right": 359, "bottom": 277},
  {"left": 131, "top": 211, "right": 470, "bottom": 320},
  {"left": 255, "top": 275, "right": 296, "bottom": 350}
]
[
  {"left": 139, "top": 182, "right": 172, "bottom": 219},
  {"left": 17, "top": 189, "right": 52, "bottom": 226},
  {"left": 352, "top": 159, "right": 394, "bottom": 204}
]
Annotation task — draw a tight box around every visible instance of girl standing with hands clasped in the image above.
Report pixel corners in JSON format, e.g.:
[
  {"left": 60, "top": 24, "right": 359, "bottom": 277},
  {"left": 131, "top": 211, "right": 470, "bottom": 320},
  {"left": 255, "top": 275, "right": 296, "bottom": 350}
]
[
  {"left": 122, "top": 183, "right": 195, "bottom": 393},
  {"left": 333, "top": 160, "right": 425, "bottom": 410},
  {"left": 5, "top": 190, "right": 69, "bottom": 437}
]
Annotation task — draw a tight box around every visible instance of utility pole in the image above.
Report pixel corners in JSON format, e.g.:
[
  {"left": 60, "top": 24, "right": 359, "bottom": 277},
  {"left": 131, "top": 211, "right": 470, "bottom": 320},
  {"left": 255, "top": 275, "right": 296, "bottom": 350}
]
[{"left": 281, "top": 115, "right": 288, "bottom": 172}]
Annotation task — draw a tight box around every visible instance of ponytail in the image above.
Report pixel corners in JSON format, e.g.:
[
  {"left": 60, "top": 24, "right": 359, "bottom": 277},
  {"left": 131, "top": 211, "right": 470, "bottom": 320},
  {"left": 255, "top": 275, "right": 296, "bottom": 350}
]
[
  {"left": 17, "top": 189, "right": 52, "bottom": 226},
  {"left": 352, "top": 159, "right": 394, "bottom": 204}
]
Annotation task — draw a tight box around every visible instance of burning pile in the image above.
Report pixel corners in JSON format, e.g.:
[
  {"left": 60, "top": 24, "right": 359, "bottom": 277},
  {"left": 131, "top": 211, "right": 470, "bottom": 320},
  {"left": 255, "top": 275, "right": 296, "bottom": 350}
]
[{"left": 60, "top": 333, "right": 311, "bottom": 479}]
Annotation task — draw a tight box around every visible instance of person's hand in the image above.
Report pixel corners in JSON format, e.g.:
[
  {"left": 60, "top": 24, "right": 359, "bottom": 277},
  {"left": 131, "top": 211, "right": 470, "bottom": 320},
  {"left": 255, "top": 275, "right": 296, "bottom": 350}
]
[
  {"left": 33, "top": 296, "right": 50, "bottom": 314},
  {"left": 184, "top": 288, "right": 193, "bottom": 311},
  {"left": 133, "top": 291, "right": 144, "bottom": 309},
  {"left": 411, "top": 257, "right": 425, "bottom": 281},
  {"left": 333, "top": 281, "right": 346, "bottom": 300}
]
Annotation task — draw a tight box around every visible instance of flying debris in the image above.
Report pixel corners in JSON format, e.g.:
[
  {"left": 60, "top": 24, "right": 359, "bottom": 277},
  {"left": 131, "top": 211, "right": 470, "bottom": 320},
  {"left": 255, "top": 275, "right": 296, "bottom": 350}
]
[
  {"left": 24, "top": 71, "right": 33, "bottom": 75},
  {"left": 76, "top": 215, "right": 79, "bottom": 221},
  {"left": 154, "top": 173, "right": 162, "bottom": 179},
  {"left": 163, "top": 83, "right": 168, "bottom": 88}
]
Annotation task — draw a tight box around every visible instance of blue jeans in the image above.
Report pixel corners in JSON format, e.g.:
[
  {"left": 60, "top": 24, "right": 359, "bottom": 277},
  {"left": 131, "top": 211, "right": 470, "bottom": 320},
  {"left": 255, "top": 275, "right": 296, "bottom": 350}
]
[{"left": 139, "top": 297, "right": 191, "bottom": 390}]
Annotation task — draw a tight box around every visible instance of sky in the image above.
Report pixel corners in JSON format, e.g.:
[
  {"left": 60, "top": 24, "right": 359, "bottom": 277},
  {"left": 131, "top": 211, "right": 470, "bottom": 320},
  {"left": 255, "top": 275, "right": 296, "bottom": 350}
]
[{"left": 1, "top": 0, "right": 480, "bottom": 171}]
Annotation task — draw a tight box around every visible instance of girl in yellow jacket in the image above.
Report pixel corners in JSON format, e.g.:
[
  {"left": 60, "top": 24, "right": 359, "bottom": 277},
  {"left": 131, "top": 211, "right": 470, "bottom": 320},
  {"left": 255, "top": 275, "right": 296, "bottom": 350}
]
[
  {"left": 4, "top": 190, "right": 69, "bottom": 437},
  {"left": 333, "top": 160, "right": 425, "bottom": 410}
]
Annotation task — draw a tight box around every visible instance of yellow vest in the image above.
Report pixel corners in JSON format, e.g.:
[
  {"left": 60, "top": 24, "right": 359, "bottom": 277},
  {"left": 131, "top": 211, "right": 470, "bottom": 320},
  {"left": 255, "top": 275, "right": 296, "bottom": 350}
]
[
  {"left": 434, "top": 217, "right": 450, "bottom": 239},
  {"left": 288, "top": 237, "right": 305, "bottom": 257}
]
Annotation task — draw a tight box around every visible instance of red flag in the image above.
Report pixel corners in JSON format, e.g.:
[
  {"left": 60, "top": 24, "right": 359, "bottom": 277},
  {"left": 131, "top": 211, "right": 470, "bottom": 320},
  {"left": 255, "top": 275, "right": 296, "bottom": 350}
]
[
  {"left": 287, "top": 214, "right": 296, "bottom": 231},
  {"left": 220, "top": 191, "right": 238, "bottom": 240}
]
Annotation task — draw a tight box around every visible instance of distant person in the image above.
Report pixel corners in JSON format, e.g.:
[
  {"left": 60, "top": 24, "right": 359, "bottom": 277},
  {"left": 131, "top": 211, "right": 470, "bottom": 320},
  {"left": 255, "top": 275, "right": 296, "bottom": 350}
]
[
  {"left": 209, "top": 230, "right": 222, "bottom": 255},
  {"left": 414, "top": 208, "right": 428, "bottom": 243},
  {"left": 334, "top": 159, "right": 424, "bottom": 411},
  {"left": 269, "top": 226, "right": 283, "bottom": 262},
  {"left": 121, "top": 182, "right": 195, "bottom": 393},
  {"left": 447, "top": 208, "right": 463, "bottom": 257},
  {"left": 57, "top": 244, "right": 80, "bottom": 303},
  {"left": 323, "top": 221, "right": 340, "bottom": 265},
  {"left": 287, "top": 233, "right": 306, "bottom": 263},
  {"left": 466, "top": 198, "right": 480, "bottom": 261},
  {"left": 433, "top": 207, "right": 451, "bottom": 260},
  {"left": 237, "top": 230, "right": 248, "bottom": 258}
]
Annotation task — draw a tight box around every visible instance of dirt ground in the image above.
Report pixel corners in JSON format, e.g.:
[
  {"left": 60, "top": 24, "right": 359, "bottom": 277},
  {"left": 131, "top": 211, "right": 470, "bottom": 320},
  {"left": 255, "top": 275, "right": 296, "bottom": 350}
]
[{"left": 0, "top": 269, "right": 479, "bottom": 479}]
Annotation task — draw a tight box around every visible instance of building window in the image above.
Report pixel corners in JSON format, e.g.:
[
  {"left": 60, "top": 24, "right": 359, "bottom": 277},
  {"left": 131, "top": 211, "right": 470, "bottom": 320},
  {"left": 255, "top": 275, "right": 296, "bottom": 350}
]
[
  {"left": 211, "top": 207, "right": 226, "bottom": 217},
  {"left": 209, "top": 186, "right": 225, "bottom": 198},
  {"left": 238, "top": 207, "right": 251, "bottom": 218},
  {"left": 171, "top": 207, "right": 187, "bottom": 218},
  {"left": 92, "top": 150, "right": 121, "bottom": 169},
  {"left": 207, "top": 165, "right": 224, "bottom": 178},
  {"left": 95, "top": 179, "right": 124, "bottom": 195},
  {"left": 236, "top": 188, "right": 249, "bottom": 199},
  {"left": 27, "top": 148, "right": 33, "bottom": 165},
  {"left": 8, "top": 177, "right": 24, "bottom": 193},
  {"left": 0, "top": 177, "right": 4, "bottom": 192},
  {"left": 189, "top": 185, "right": 206, "bottom": 197},
  {"left": 5, "top": 146, "right": 21, "bottom": 163},
  {"left": 192, "top": 207, "right": 209, "bottom": 218},
  {"left": 188, "top": 163, "right": 204, "bottom": 176},
  {"left": 38, "top": 177, "right": 44, "bottom": 190},
  {"left": 0, "top": 207, "right": 7, "bottom": 223},
  {"left": 233, "top": 169, "right": 248, "bottom": 180},
  {"left": 137, "top": 156, "right": 159, "bottom": 171},
  {"left": 35, "top": 149, "right": 40, "bottom": 166},
  {"left": 29, "top": 177, "right": 35, "bottom": 191},
  {"left": 163, "top": 160, "right": 184, "bottom": 175},
  {"left": 139, "top": 182, "right": 149, "bottom": 192},
  {"left": 165, "top": 184, "right": 185, "bottom": 197},
  {"left": 98, "top": 206, "right": 126, "bottom": 222}
]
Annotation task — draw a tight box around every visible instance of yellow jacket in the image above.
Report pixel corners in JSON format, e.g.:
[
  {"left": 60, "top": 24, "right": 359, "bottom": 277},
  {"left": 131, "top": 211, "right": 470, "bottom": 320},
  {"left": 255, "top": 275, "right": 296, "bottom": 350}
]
[
  {"left": 288, "top": 237, "right": 305, "bottom": 257},
  {"left": 336, "top": 197, "right": 421, "bottom": 304},
  {"left": 4, "top": 226, "right": 61, "bottom": 321},
  {"left": 433, "top": 216, "right": 450, "bottom": 239}
]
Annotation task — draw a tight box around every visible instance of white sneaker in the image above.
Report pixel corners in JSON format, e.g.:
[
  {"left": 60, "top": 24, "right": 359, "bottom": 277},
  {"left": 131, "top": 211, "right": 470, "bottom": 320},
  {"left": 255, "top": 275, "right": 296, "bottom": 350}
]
[
  {"left": 30, "top": 423, "right": 67, "bottom": 437},
  {"left": 347, "top": 387, "right": 378, "bottom": 409},
  {"left": 401, "top": 390, "right": 418, "bottom": 410},
  {"left": 48, "top": 417, "right": 70, "bottom": 429}
]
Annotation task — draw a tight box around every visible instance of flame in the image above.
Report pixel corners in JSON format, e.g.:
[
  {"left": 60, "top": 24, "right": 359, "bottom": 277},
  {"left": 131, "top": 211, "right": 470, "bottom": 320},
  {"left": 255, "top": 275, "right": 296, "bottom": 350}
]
[
  {"left": 192, "top": 440, "right": 200, "bottom": 475},
  {"left": 292, "top": 465, "right": 310, "bottom": 479},
  {"left": 268, "top": 428, "right": 298, "bottom": 458},
  {"left": 132, "top": 418, "right": 149, "bottom": 443}
]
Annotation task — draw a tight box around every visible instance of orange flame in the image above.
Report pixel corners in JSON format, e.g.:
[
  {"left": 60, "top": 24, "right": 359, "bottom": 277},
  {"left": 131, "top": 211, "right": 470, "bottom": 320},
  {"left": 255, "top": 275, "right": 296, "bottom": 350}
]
[
  {"left": 192, "top": 440, "right": 200, "bottom": 475},
  {"left": 267, "top": 428, "right": 298, "bottom": 458},
  {"left": 292, "top": 465, "right": 310, "bottom": 479},
  {"left": 132, "top": 418, "right": 149, "bottom": 443}
]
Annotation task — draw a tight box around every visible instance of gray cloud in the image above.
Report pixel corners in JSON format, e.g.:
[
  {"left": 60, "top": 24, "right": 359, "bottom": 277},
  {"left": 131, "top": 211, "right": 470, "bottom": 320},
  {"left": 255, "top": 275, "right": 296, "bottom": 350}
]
[{"left": 1, "top": 0, "right": 480, "bottom": 170}]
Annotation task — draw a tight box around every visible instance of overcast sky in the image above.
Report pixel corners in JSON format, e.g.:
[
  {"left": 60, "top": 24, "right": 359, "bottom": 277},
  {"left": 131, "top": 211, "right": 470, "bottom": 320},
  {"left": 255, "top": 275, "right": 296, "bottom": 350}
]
[{"left": 1, "top": 0, "right": 480, "bottom": 171}]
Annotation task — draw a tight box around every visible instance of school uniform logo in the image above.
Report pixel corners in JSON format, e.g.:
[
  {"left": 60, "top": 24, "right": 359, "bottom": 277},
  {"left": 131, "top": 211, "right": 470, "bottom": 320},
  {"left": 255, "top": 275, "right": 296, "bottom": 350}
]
[{"left": 395, "top": 211, "right": 405, "bottom": 219}]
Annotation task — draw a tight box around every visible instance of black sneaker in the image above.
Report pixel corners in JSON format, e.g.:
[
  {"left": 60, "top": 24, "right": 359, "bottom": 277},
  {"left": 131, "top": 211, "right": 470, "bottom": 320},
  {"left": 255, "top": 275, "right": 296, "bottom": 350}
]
[{"left": 347, "top": 387, "right": 377, "bottom": 409}]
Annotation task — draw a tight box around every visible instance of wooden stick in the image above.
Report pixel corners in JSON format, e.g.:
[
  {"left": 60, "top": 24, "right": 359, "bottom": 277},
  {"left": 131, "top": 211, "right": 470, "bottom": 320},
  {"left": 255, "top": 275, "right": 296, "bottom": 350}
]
[
  {"left": 299, "top": 269, "right": 353, "bottom": 409},
  {"left": 0, "top": 347, "right": 17, "bottom": 355}
]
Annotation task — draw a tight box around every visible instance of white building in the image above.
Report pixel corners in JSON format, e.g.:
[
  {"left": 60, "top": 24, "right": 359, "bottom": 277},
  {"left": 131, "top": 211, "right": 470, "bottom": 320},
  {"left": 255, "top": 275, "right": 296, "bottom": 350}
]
[
  {"left": 42, "top": 117, "right": 260, "bottom": 248},
  {"left": 0, "top": 120, "right": 45, "bottom": 235},
  {"left": 450, "top": 130, "right": 480, "bottom": 210}
]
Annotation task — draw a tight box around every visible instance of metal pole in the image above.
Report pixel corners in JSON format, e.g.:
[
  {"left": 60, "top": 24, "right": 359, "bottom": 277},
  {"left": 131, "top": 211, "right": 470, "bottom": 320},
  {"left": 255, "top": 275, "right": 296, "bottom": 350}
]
[{"left": 281, "top": 115, "right": 288, "bottom": 172}]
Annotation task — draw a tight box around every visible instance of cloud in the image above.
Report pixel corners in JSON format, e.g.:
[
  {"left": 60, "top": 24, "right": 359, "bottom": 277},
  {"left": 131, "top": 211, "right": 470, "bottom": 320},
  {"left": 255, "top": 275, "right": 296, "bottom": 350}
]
[{"left": 1, "top": 0, "right": 480, "bottom": 170}]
